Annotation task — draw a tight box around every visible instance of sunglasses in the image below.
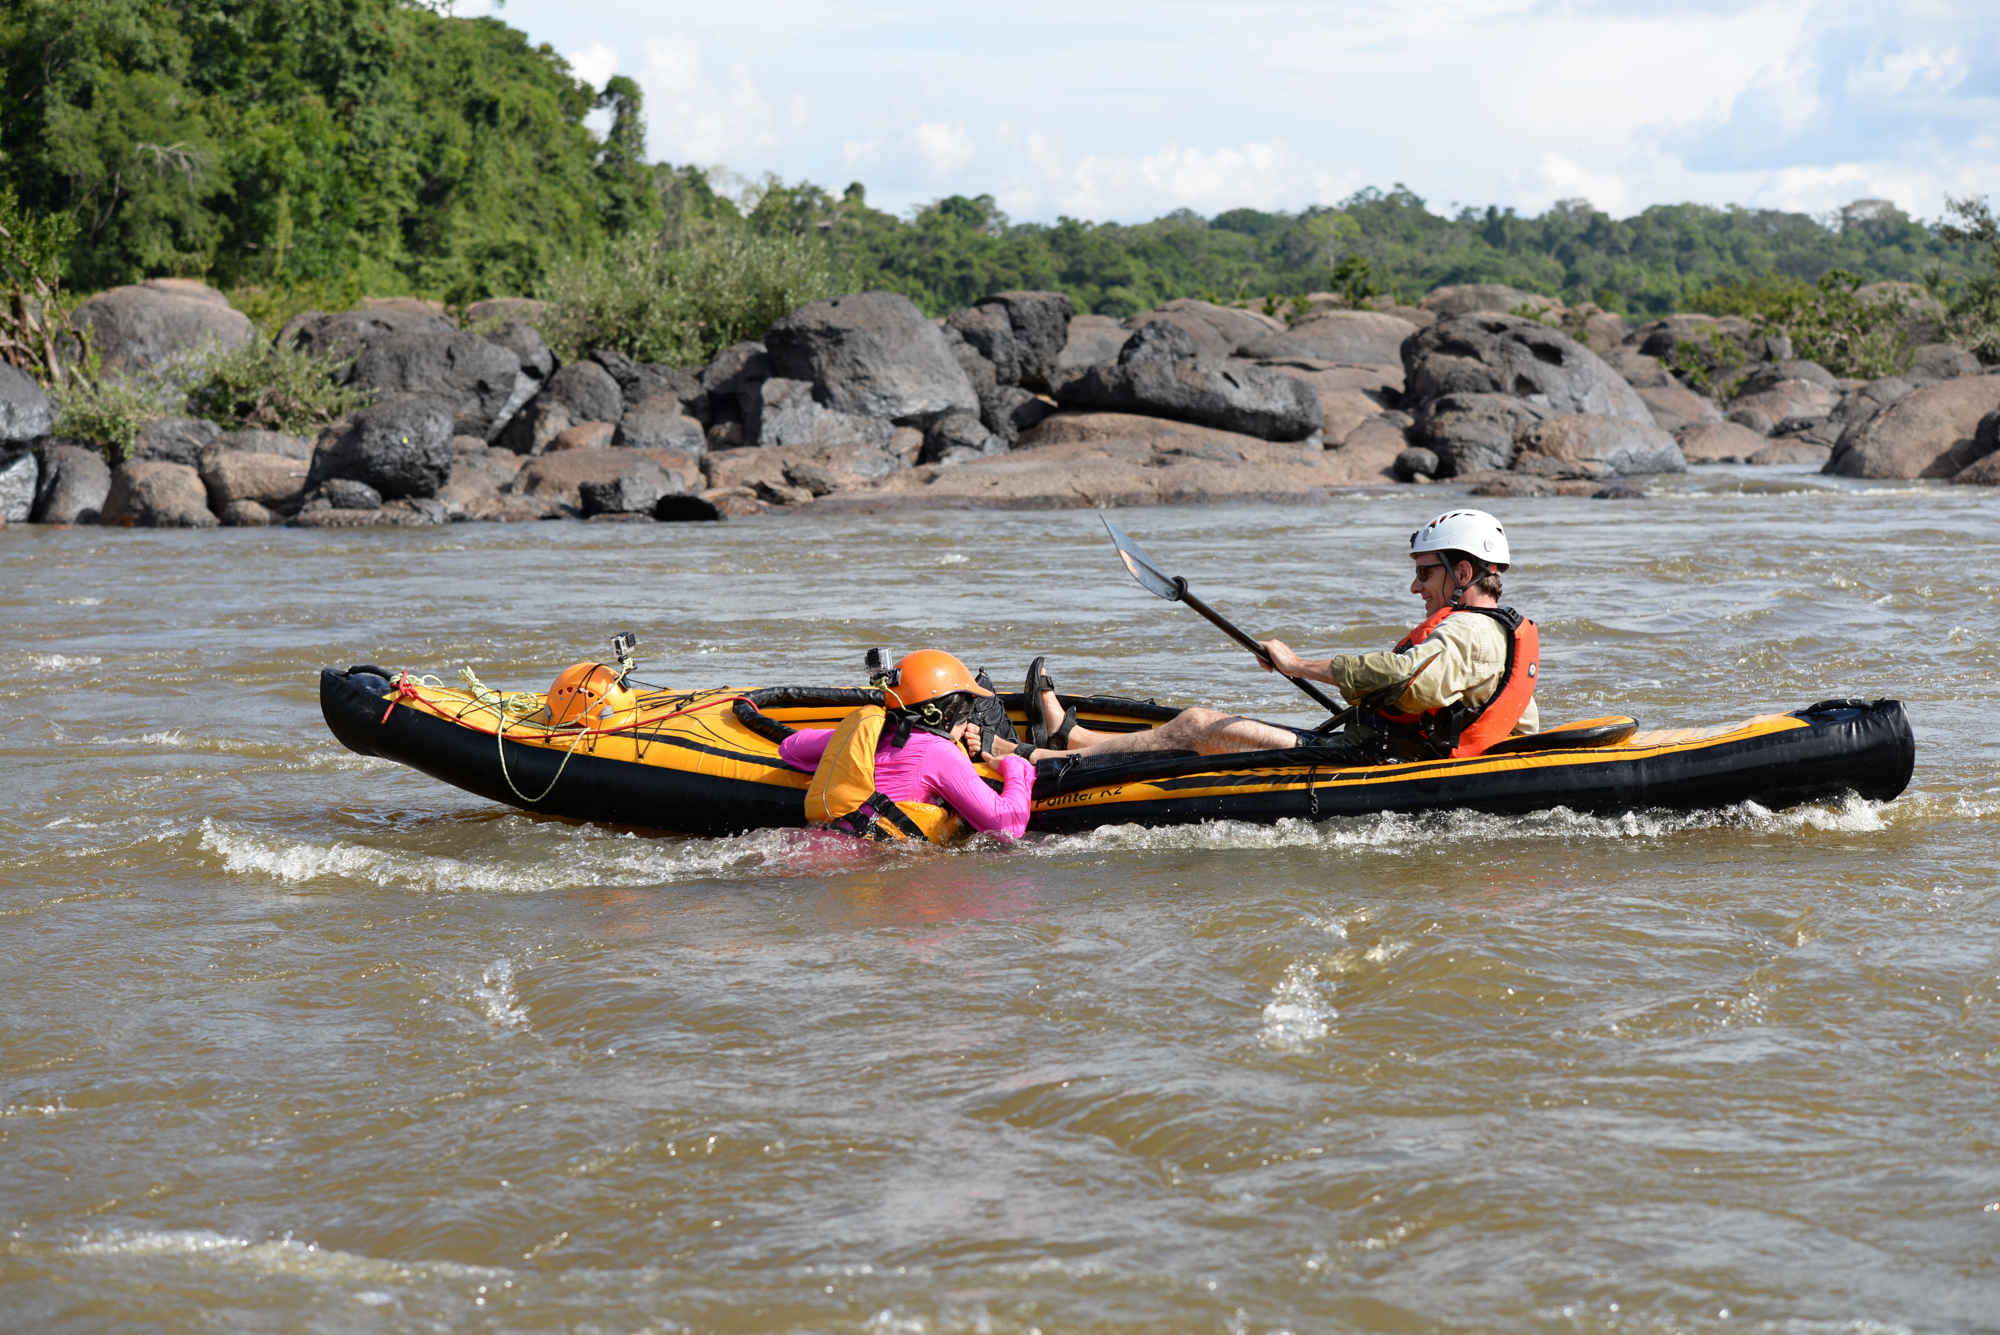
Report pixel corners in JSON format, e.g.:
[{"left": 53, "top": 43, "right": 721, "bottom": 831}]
[{"left": 1412, "top": 562, "right": 1448, "bottom": 581}]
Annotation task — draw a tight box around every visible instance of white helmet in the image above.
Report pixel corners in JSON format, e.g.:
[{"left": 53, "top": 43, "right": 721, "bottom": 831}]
[{"left": 1410, "top": 509, "right": 1510, "bottom": 567}]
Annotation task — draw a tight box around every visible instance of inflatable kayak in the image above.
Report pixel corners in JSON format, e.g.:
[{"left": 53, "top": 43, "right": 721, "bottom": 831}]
[{"left": 318, "top": 665, "right": 1915, "bottom": 836}]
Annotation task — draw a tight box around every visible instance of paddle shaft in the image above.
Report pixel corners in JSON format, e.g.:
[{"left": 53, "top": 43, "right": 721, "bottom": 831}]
[{"left": 1172, "top": 578, "right": 1345, "bottom": 715}]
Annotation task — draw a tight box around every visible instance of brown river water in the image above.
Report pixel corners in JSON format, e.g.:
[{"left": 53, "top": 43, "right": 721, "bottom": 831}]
[{"left": 3, "top": 467, "right": 1998, "bottom": 1335}]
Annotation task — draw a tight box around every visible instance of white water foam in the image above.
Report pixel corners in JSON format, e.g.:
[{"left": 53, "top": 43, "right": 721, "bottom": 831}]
[
  {"left": 59, "top": 1227, "right": 512, "bottom": 1286},
  {"left": 474, "top": 959, "right": 530, "bottom": 1031},
  {"left": 1260, "top": 962, "right": 1336, "bottom": 1050},
  {"left": 29, "top": 653, "right": 103, "bottom": 669}
]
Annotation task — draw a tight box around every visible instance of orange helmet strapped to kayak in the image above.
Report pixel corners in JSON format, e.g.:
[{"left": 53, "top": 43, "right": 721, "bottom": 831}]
[
  {"left": 547, "top": 661, "right": 635, "bottom": 728},
  {"left": 875, "top": 649, "right": 992, "bottom": 712}
]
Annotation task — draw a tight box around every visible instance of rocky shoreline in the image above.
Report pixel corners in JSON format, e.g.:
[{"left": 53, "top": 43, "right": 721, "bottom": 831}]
[{"left": 3, "top": 277, "right": 1997, "bottom": 530}]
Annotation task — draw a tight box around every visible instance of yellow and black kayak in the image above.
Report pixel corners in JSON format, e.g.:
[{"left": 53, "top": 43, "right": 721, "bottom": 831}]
[{"left": 319, "top": 666, "right": 1915, "bottom": 835}]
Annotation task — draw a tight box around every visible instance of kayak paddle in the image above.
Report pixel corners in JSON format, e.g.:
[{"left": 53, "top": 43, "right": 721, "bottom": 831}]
[{"left": 1099, "top": 515, "right": 1344, "bottom": 715}]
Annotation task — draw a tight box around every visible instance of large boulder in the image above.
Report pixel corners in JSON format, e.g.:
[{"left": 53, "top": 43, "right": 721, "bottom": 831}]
[
  {"left": 0, "top": 449, "right": 38, "bottom": 522},
  {"left": 945, "top": 291, "right": 1074, "bottom": 392},
  {"left": 919, "top": 409, "right": 1006, "bottom": 465},
  {"left": 1726, "top": 365, "right": 1840, "bottom": 435},
  {"left": 203, "top": 429, "right": 313, "bottom": 461},
  {"left": 1827, "top": 378, "right": 2000, "bottom": 478},
  {"left": 1418, "top": 284, "right": 1552, "bottom": 318},
  {"left": 131, "top": 417, "right": 222, "bottom": 466},
  {"left": 745, "top": 377, "right": 896, "bottom": 451},
  {"left": 1, "top": 364, "right": 54, "bottom": 443},
  {"left": 69, "top": 279, "right": 255, "bottom": 375},
  {"left": 1321, "top": 418, "right": 1408, "bottom": 485},
  {"left": 578, "top": 458, "right": 683, "bottom": 517},
  {"left": 1952, "top": 449, "right": 2000, "bottom": 486},
  {"left": 978, "top": 385, "right": 1056, "bottom": 446},
  {"left": 100, "top": 460, "right": 218, "bottom": 527},
  {"left": 700, "top": 341, "right": 770, "bottom": 426},
  {"left": 280, "top": 307, "right": 458, "bottom": 363},
  {"left": 306, "top": 397, "right": 455, "bottom": 499},
  {"left": 1132, "top": 299, "right": 1282, "bottom": 352},
  {"left": 1909, "top": 344, "right": 1980, "bottom": 382},
  {"left": 1514, "top": 415, "right": 1686, "bottom": 476},
  {"left": 1055, "top": 322, "right": 1322, "bottom": 441},
  {"left": 613, "top": 392, "right": 709, "bottom": 455},
  {"left": 200, "top": 448, "right": 310, "bottom": 517},
  {"left": 348, "top": 332, "right": 524, "bottom": 438},
  {"left": 764, "top": 291, "right": 978, "bottom": 424},
  {"left": 702, "top": 441, "right": 901, "bottom": 497},
  {"left": 31, "top": 442, "right": 111, "bottom": 523},
  {"left": 589, "top": 350, "right": 704, "bottom": 415},
  {"left": 1627, "top": 313, "right": 1790, "bottom": 365},
  {"left": 1676, "top": 421, "right": 1771, "bottom": 464},
  {"left": 490, "top": 360, "right": 626, "bottom": 455},
  {"left": 505, "top": 447, "right": 700, "bottom": 510},
  {"left": 1637, "top": 383, "right": 1723, "bottom": 433},
  {"left": 1237, "top": 311, "right": 1417, "bottom": 365},
  {"left": 1055, "top": 315, "right": 1132, "bottom": 375},
  {"left": 1404, "top": 315, "right": 1654, "bottom": 424},
  {"left": 1411, "top": 392, "right": 1551, "bottom": 476},
  {"left": 1600, "top": 346, "right": 1670, "bottom": 389}
]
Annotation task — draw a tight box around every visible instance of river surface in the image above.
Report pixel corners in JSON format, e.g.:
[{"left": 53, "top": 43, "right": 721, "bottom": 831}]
[{"left": 4, "top": 468, "right": 1998, "bottom": 1335}]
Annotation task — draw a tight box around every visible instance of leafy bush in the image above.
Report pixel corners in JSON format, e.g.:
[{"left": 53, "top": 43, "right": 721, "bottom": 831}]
[
  {"left": 0, "top": 185, "right": 87, "bottom": 389},
  {"left": 53, "top": 339, "right": 367, "bottom": 463},
  {"left": 1686, "top": 270, "right": 1916, "bottom": 379},
  {"left": 542, "top": 228, "right": 837, "bottom": 365},
  {"left": 184, "top": 340, "right": 372, "bottom": 433},
  {"left": 1935, "top": 195, "right": 2000, "bottom": 362}
]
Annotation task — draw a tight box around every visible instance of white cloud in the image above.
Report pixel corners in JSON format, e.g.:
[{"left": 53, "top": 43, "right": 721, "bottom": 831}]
[
  {"left": 910, "top": 122, "right": 976, "bottom": 178},
  {"left": 483, "top": 0, "right": 2000, "bottom": 225},
  {"left": 564, "top": 41, "right": 618, "bottom": 93}
]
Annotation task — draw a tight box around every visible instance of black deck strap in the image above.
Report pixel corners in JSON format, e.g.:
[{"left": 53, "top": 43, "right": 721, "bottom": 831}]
[
  {"left": 739, "top": 685, "right": 887, "bottom": 710},
  {"left": 347, "top": 664, "right": 395, "bottom": 681},
  {"left": 996, "top": 692, "right": 1184, "bottom": 726},
  {"left": 1800, "top": 698, "right": 1875, "bottom": 716},
  {"left": 1484, "top": 718, "right": 1637, "bottom": 756},
  {"left": 731, "top": 697, "right": 796, "bottom": 744},
  {"left": 1031, "top": 743, "right": 1372, "bottom": 800},
  {"left": 868, "top": 796, "right": 927, "bottom": 841}
]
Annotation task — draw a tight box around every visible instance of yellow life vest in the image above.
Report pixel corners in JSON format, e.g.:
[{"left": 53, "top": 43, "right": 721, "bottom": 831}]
[{"left": 802, "top": 706, "right": 964, "bottom": 844}]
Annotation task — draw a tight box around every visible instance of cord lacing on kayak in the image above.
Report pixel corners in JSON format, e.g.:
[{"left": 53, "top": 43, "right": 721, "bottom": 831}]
[{"left": 376, "top": 669, "right": 761, "bottom": 805}]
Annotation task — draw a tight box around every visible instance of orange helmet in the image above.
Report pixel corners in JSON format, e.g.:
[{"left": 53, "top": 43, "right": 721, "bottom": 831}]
[
  {"left": 547, "top": 661, "right": 635, "bottom": 728},
  {"left": 879, "top": 650, "right": 992, "bottom": 711}
]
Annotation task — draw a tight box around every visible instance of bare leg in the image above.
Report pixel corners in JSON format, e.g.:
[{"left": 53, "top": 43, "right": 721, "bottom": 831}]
[{"left": 996, "top": 704, "right": 1297, "bottom": 760}]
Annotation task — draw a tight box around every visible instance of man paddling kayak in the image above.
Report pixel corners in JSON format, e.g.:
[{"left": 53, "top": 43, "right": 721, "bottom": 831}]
[
  {"left": 781, "top": 650, "right": 1036, "bottom": 841},
  {"left": 1003, "top": 509, "right": 1540, "bottom": 763}
]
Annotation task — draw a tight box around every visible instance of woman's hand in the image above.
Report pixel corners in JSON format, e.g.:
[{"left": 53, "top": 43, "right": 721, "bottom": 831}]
[{"left": 950, "top": 720, "right": 983, "bottom": 759}]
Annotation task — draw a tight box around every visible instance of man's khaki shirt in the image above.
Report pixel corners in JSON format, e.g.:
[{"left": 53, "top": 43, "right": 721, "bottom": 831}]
[{"left": 1327, "top": 611, "right": 1540, "bottom": 735}]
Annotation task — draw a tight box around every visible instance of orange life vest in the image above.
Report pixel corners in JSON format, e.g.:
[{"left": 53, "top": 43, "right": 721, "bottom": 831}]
[
  {"left": 1366, "top": 605, "right": 1539, "bottom": 758},
  {"left": 802, "top": 706, "right": 965, "bottom": 844}
]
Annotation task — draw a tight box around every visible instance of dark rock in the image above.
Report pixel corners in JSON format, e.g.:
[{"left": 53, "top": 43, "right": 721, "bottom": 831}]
[
  {"left": 656, "top": 494, "right": 726, "bottom": 521},
  {"left": 1726, "top": 405, "right": 1778, "bottom": 436},
  {"left": 945, "top": 305, "right": 1015, "bottom": 387},
  {"left": 505, "top": 447, "right": 701, "bottom": 511},
  {"left": 1742, "top": 360, "right": 1839, "bottom": 394},
  {"left": 979, "top": 385, "right": 1055, "bottom": 445},
  {"left": 1827, "top": 378, "right": 2000, "bottom": 478},
  {"left": 305, "top": 396, "right": 454, "bottom": 499},
  {"left": 1403, "top": 315, "right": 1653, "bottom": 425},
  {"left": 1513, "top": 451, "right": 1609, "bottom": 481},
  {"left": 281, "top": 307, "right": 457, "bottom": 363},
  {"left": 0, "top": 449, "right": 39, "bottom": 522},
  {"left": 1514, "top": 414, "right": 1686, "bottom": 475},
  {"left": 943, "top": 325, "right": 999, "bottom": 397},
  {"left": 1394, "top": 446, "right": 1439, "bottom": 481},
  {"left": 550, "top": 422, "right": 617, "bottom": 452},
  {"left": 701, "top": 341, "right": 770, "bottom": 426},
  {"left": 348, "top": 332, "right": 523, "bottom": 439},
  {"left": 952, "top": 291, "right": 1073, "bottom": 391},
  {"left": 1125, "top": 300, "right": 1281, "bottom": 366},
  {"left": 579, "top": 458, "right": 681, "bottom": 517},
  {"left": 31, "top": 442, "right": 111, "bottom": 523},
  {"left": 100, "top": 460, "right": 218, "bottom": 527},
  {"left": 1599, "top": 347, "right": 1670, "bottom": 389},
  {"left": 920, "top": 409, "right": 1006, "bottom": 465},
  {"left": 764, "top": 291, "right": 978, "bottom": 424},
  {"left": 484, "top": 321, "right": 554, "bottom": 381},
  {"left": 1771, "top": 415, "right": 1843, "bottom": 448},
  {"left": 542, "top": 359, "right": 623, "bottom": 424},
  {"left": 1056, "top": 328, "right": 1323, "bottom": 441},
  {"left": 314, "top": 478, "right": 384, "bottom": 511},
  {"left": 1237, "top": 312, "right": 1418, "bottom": 365},
  {"left": 706, "top": 422, "right": 745, "bottom": 451},
  {"left": 614, "top": 392, "right": 708, "bottom": 455},
  {"left": 1117, "top": 309, "right": 1232, "bottom": 367},
  {"left": 1411, "top": 392, "right": 1552, "bottom": 476},
  {"left": 132, "top": 417, "right": 222, "bottom": 466},
  {"left": 1055, "top": 315, "right": 1132, "bottom": 376},
  {"left": 490, "top": 394, "right": 572, "bottom": 456},
  {"left": 69, "top": 280, "right": 255, "bottom": 374},
  {"left": 1, "top": 364, "right": 54, "bottom": 443},
  {"left": 702, "top": 442, "right": 901, "bottom": 494},
  {"left": 746, "top": 377, "right": 896, "bottom": 450},
  {"left": 590, "top": 350, "right": 702, "bottom": 413},
  {"left": 1628, "top": 313, "right": 1789, "bottom": 364},
  {"left": 1593, "top": 483, "right": 1647, "bottom": 499}
]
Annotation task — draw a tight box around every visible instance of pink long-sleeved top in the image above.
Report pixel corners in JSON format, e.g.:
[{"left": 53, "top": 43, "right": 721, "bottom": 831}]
[{"left": 778, "top": 726, "right": 1036, "bottom": 839}]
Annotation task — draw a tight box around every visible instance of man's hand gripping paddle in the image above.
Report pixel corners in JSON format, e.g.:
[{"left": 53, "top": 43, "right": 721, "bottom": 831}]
[{"left": 1099, "top": 515, "right": 1345, "bottom": 715}]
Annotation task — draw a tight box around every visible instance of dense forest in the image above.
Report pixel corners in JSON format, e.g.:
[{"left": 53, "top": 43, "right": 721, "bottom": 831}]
[{"left": 1, "top": 0, "right": 1984, "bottom": 321}]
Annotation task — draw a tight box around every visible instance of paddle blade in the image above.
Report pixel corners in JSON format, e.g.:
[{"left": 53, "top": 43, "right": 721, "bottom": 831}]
[{"left": 1100, "top": 515, "right": 1182, "bottom": 601}]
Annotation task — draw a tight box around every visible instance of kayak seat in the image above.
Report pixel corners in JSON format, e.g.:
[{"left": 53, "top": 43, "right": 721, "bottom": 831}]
[{"left": 1483, "top": 716, "right": 1638, "bottom": 755}]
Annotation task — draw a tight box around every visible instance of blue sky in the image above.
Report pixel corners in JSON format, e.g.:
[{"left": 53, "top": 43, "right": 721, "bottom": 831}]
[{"left": 461, "top": 0, "right": 2000, "bottom": 225}]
